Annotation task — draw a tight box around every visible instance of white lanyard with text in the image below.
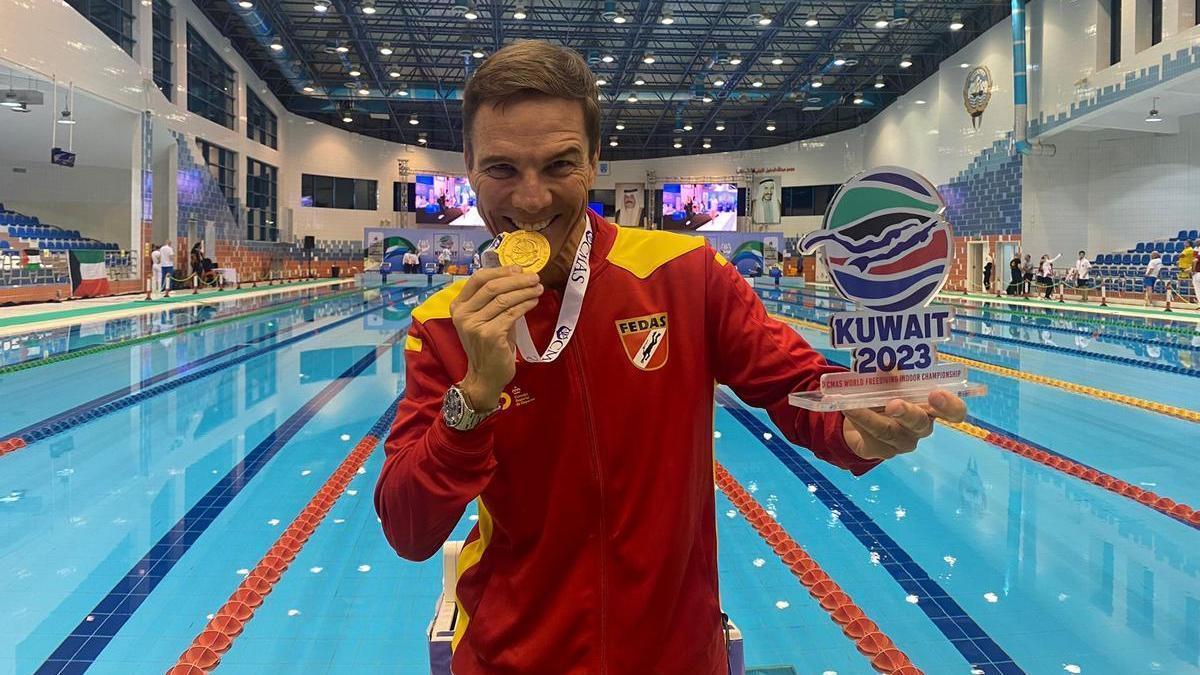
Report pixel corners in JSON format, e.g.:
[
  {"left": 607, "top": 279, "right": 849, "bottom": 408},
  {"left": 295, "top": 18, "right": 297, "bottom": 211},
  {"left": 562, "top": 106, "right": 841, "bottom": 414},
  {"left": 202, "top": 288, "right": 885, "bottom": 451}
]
[{"left": 514, "top": 219, "right": 593, "bottom": 363}]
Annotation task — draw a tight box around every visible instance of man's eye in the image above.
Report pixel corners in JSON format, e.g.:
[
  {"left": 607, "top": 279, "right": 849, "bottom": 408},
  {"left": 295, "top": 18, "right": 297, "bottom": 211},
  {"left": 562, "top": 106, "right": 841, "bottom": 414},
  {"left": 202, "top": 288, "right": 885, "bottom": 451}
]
[
  {"left": 549, "top": 160, "right": 575, "bottom": 173},
  {"left": 485, "top": 165, "right": 515, "bottom": 178}
]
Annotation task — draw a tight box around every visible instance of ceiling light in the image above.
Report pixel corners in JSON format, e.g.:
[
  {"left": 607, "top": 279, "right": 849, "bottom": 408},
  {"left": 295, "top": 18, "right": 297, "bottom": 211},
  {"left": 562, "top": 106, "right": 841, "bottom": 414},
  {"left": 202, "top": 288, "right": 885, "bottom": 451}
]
[
  {"left": 853, "top": 93, "right": 864, "bottom": 104},
  {"left": 302, "top": 85, "right": 315, "bottom": 93},
  {"left": 659, "top": 9, "right": 674, "bottom": 24},
  {"left": 715, "top": 121, "right": 725, "bottom": 130},
  {"left": 472, "top": 49, "right": 485, "bottom": 58},
  {"left": 313, "top": 0, "right": 329, "bottom": 11},
  {"left": 57, "top": 110, "right": 76, "bottom": 125},
  {"left": 612, "top": 6, "right": 626, "bottom": 24},
  {"left": 397, "top": 86, "right": 409, "bottom": 96},
  {"left": 417, "top": 132, "right": 428, "bottom": 144},
  {"left": 269, "top": 38, "right": 284, "bottom": 51},
  {"left": 10, "top": 104, "right": 30, "bottom": 113},
  {"left": 602, "top": 53, "right": 615, "bottom": 63},
  {"left": 673, "top": 138, "right": 682, "bottom": 149},
  {"left": 804, "top": 14, "right": 818, "bottom": 27},
  {"left": 765, "top": 120, "right": 776, "bottom": 131},
  {"left": 463, "top": 1, "right": 479, "bottom": 20},
  {"left": 702, "top": 138, "right": 711, "bottom": 149},
  {"left": 751, "top": 78, "right": 763, "bottom": 88},
  {"left": 899, "top": 54, "right": 913, "bottom": 68},
  {"left": 609, "top": 135, "right": 619, "bottom": 147},
  {"left": 642, "top": 52, "right": 656, "bottom": 64},
  {"left": 237, "top": 0, "right": 253, "bottom": 8},
  {"left": 409, "top": 114, "right": 419, "bottom": 125},
  {"left": 379, "top": 44, "right": 393, "bottom": 55},
  {"left": 1146, "top": 97, "right": 1163, "bottom": 123},
  {"left": 683, "top": 122, "right": 693, "bottom": 131},
  {"left": 712, "top": 77, "right": 725, "bottom": 87},
  {"left": 702, "top": 93, "right": 713, "bottom": 103},
  {"left": 360, "top": 0, "right": 376, "bottom": 14},
  {"left": 634, "top": 75, "right": 646, "bottom": 85},
  {"left": 729, "top": 53, "right": 743, "bottom": 65},
  {"left": 960, "top": 62, "right": 970, "bottom": 68},
  {"left": 513, "top": 3, "right": 527, "bottom": 19},
  {"left": 389, "top": 71, "right": 401, "bottom": 78},
  {"left": 358, "top": 87, "right": 370, "bottom": 95},
  {"left": 342, "top": 113, "right": 353, "bottom": 123},
  {"left": 771, "top": 53, "right": 784, "bottom": 66},
  {"left": 874, "top": 75, "right": 885, "bottom": 89},
  {"left": 758, "top": 14, "right": 772, "bottom": 25},
  {"left": 915, "top": 99, "right": 926, "bottom": 104},
  {"left": 626, "top": 93, "right": 638, "bottom": 103},
  {"left": 349, "top": 67, "right": 362, "bottom": 77},
  {"left": 833, "top": 56, "right": 846, "bottom": 66},
  {"left": 335, "top": 44, "right": 349, "bottom": 53},
  {"left": 596, "top": 77, "right": 608, "bottom": 86},
  {"left": 811, "top": 78, "right": 823, "bottom": 88},
  {"left": 615, "top": 121, "right": 625, "bottom": 130},
  {"left": 873, "top": 15, "right": 890, "bottom": 29},
  {"left": 950, "top": 14, "right": 964, "bottom": 31}
]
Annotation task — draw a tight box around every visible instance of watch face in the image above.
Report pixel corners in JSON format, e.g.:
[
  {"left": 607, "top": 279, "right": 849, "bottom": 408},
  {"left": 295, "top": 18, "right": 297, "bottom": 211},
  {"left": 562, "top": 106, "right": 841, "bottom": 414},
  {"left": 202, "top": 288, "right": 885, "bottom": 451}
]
[{"left": 443, "top": 388, "right": 465, "bottom": 426}]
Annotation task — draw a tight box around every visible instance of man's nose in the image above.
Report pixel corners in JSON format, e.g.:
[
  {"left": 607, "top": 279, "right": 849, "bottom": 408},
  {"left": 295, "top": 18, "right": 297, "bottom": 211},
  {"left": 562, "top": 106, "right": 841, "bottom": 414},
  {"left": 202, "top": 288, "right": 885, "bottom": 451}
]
[{"left": 510, "top": 171, "right": 553, "bottom": 214}]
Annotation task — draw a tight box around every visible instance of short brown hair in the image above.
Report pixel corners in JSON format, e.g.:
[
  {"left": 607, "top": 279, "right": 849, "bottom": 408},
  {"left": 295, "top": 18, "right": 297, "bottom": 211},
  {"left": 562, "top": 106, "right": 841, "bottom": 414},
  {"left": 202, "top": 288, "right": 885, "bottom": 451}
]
[{"left": 462, "top": 40, "right": 601, "bottom": 163}]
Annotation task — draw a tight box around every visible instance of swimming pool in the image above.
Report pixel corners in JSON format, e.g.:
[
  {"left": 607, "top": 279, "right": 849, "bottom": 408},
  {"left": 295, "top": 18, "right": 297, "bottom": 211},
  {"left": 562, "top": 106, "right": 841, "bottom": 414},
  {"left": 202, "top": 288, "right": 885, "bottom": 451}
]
[{"left": 1, "top": 279, "right": 1196, "bottom": 674}]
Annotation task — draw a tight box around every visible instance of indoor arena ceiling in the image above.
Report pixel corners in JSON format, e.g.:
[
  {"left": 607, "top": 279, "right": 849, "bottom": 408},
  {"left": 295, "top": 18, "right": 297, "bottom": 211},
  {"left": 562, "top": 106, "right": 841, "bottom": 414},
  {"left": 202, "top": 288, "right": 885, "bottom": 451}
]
[{"left": 197, "top": 0, "right": 1013, "bottom": 160}]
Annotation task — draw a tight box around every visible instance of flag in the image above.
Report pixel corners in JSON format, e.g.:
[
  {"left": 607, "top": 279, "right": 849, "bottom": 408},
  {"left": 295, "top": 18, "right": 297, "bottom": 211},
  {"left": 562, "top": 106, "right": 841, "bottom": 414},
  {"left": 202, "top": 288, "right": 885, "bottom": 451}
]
[{"left": 69, "top": 249, "right": 111, "bottom": 298}]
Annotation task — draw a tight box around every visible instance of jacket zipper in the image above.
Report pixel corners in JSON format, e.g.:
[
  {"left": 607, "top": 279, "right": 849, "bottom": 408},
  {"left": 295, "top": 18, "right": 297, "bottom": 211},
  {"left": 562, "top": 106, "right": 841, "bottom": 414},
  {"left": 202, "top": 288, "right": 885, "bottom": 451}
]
[{"left": 570, "top": 342, "right": 607, "bottom": 674}]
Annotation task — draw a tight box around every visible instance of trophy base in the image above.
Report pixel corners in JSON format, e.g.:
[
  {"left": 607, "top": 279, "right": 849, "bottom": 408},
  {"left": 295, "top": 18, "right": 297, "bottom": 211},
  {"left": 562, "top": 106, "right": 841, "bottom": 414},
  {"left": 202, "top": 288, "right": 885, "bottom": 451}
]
[{"left": 788, "top": 381, "right": 988, "bottom": 412}]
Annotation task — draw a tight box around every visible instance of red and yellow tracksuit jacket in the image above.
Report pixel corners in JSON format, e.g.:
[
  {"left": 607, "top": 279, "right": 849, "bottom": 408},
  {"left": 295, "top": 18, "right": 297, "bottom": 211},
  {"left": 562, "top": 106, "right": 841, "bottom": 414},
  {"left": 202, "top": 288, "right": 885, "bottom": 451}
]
[{"left": 375, "top": 212, "right": 879, "bottom": 674}]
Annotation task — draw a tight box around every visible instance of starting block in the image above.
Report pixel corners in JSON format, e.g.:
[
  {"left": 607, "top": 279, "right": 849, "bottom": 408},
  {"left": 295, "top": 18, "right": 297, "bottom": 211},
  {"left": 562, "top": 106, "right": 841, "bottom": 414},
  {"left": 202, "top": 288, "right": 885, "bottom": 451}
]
[{"left": 428, "top": 540, "right": 745, "bottom": 674}]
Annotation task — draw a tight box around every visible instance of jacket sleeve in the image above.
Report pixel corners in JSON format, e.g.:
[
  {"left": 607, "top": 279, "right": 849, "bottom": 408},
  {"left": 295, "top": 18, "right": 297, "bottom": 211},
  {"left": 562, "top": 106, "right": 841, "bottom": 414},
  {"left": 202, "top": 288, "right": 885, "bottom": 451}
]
[
  {"left": 705, "top": 249, "right": 880, "bottom": 475},
  {"left": 374, "top": 320, "right": 499, "bottom": 561}
]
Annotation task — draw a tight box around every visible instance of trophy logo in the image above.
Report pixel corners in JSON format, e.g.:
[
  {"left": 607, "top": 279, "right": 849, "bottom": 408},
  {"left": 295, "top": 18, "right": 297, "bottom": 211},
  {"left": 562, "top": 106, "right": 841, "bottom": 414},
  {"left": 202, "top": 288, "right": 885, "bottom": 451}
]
[{"left": 789, "top": 167, "right": 986, "bottom": 410}]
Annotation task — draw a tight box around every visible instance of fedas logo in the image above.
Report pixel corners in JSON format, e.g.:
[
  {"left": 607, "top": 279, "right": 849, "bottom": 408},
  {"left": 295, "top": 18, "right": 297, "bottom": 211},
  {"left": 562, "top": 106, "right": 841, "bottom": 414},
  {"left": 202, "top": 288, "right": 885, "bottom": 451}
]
[
  {"left": 800, "top": 167, "right": 953, "bottom": 313},
  {"left": 614, "top": 312, "right": 669, "bottom": 371}
]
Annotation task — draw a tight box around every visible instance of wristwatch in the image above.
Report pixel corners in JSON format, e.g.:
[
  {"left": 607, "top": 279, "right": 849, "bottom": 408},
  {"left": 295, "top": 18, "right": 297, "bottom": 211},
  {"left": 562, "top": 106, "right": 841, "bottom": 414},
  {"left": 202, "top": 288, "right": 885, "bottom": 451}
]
[{"left": 441, "top": 384, "right": 497, "bottom": 431}]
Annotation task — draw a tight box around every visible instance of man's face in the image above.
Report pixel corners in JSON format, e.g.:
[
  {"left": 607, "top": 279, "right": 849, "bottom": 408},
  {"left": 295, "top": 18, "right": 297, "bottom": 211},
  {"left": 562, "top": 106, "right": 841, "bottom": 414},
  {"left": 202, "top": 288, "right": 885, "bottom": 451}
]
[{"left": 466, "top": 96, "right": 598, "bottom": 271}]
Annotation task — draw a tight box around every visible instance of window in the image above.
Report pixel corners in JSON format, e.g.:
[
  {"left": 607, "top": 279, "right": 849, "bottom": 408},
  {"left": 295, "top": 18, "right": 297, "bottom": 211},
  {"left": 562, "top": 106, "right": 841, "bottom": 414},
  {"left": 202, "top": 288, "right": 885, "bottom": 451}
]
[
  {"left": 187, "top": 25, "right": 236, "bottom": 129},
  {"left": 246, "top": 159, "right": 278, "bottom": 241},
  {"left": 246, "top": 88, "right": 278, "bottom": 149},
  {"left": 151, "top": 0, "right": 173, "bottom": 100},
  {"left": 197, "top": 139, "right": 238, "bottom": 217},
  {"left": 1151, "top": 0, "right": 1162, "bottom": 45},
  {"left": 66, "top": 0, "right": 136, "bottom": 55},
  {"left": 302, "top": 174, "right": 377, "bottom": 210},
  {"left": 392, "top": 181, "right": 416, "bottom": 211},
  {"left": 780, "top": 184, "right": 840, "bottom": 216},
  {"left": 1110, "top": 0, "right": 1123, "bottom": 65}
]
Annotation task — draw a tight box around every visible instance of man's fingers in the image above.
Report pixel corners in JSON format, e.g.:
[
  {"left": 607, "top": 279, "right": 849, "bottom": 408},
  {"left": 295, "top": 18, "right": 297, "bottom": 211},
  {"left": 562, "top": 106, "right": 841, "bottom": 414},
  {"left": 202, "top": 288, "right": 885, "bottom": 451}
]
[
  {"left": 456, "top": 270, "right": 541, "bottom": 315},
  {"left": 486, "top": 297, "right": 541, "bottom": 333},
  {"left": 474, "top": 285, "right": 544, "bottom": 323},
  {"left": 927, "top": 389, "right": 967, "bottom": 423},
  {"left": 883, "top": 399, "right": 934, "bottom": 437},
  {"left": 455, "top": 265, "right": 526, "bottom": 307},
  {"left": 843, "top": 408, "right": 919, "bottom": 455}
]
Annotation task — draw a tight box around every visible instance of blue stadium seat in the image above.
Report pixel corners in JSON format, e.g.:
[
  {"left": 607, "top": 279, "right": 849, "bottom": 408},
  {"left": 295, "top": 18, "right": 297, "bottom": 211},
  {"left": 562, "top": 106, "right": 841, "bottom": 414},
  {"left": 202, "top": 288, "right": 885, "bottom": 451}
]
[
  {"left": 1139, "top": 253, "right": 1150, "bottom": 264},
  {"left": 1135, "top": 242, "right": 1146, "bottom": 253},
  {"left": 1153, "top": 241, "right": 1166, "bottom": 253},
  {"left": 0, "top": 241, "right": 8, "bottom": 249},
  {"left": 1178, "top": 230, "right": 1189, "bottom": 241},
  {"left": 1121, "top": 253, "right": 1132, "bottom": 264},
  {"left": 1190, "top": 229, "right": 1199, "bottom": 241},
  {"left": 1164, "top": 254, "right": 1175, "bottom": 266}
]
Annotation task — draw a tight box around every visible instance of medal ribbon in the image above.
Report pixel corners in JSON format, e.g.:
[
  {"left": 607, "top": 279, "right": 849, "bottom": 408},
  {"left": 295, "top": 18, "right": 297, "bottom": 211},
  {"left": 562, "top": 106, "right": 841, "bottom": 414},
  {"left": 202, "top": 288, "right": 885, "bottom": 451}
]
[{"left": 513, "top": 218, "right": 593, "bottom": 363}]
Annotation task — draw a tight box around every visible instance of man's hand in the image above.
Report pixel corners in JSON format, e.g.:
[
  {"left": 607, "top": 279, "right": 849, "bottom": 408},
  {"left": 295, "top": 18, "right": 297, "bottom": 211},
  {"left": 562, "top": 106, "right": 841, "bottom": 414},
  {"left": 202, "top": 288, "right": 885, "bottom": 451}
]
[
  {"left": 449, "top": 265, "right": 543, "bottom": 411},
  {"left": 841, "top": 390, "right": 967, "bottom": 461}
]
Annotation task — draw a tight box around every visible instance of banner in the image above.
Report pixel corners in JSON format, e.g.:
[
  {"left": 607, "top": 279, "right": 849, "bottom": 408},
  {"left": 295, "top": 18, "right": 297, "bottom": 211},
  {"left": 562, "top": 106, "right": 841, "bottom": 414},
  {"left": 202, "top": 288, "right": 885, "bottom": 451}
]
[
  {"left": 700, "top": 232, "right": 784, "bottom": 276},
  {"left": 614, "top": 183, "right": 645, "bottom": 228},
  {"left": 69, "top": 249, "right": 111, "bottom": 297},
  {"left": 752, "top": 176, "right": 781, "bottom": 225},
  {"left": 364, "top": 227, "right": 493, "bottom": 273}
]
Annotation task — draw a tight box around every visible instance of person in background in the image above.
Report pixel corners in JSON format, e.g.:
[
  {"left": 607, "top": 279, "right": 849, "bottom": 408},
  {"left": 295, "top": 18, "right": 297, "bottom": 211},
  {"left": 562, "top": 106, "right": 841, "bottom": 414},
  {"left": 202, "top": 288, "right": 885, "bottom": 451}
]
[
  {"left": 402, "top": 249, "right": 420, "bottom": 274},
  {"left": 1074, "top": 250, "right": 1093, "bottom": 302},
  {"left": 1022, "top": 254, "right": 1035, "bottom": 297},
  {"left": 983, "top": 252, "right": 994, "bottom": 292},
  {"left": 1143, "top": 251, "right": 1163, "bottom": 307},
  {"left": 436, "top": 246, "right": 453, "bottom": 274},
  {"left": 472, "top": 251, "right": 482, "bottom": 272},
  {"left": 190, "top": 242, "right": 204, "bottom": 287},
  {"left": 1008, "top": 253, "right": 1022, "bottom": 295},
  {"left": 158, "top": 241, "right": 175, "bottom": 297},
  {"left": 379, "top": 260, "right": 392, "bottom": 286},
  {"left": 1039, "top": 252, "right": 1061, "bottom": 299},
  {"left": 150, "top": 243, "right": 161, "bottom": 295},
  {"left": 1180, "top": 240, "right": 1196, "bottom": 300},
  {"left": 1193, "top": 248, "right": 1200, "bottom": 309}
]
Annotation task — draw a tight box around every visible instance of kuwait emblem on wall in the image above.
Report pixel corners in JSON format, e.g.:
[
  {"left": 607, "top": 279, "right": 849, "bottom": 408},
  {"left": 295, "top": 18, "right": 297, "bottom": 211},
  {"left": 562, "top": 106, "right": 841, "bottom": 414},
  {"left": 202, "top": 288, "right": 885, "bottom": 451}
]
[
  {"left": 790, "top": 167, "right": 986, "bottom": 410},
  {"left": 963, "top": 65, "right": 992, "bottom": 129}
]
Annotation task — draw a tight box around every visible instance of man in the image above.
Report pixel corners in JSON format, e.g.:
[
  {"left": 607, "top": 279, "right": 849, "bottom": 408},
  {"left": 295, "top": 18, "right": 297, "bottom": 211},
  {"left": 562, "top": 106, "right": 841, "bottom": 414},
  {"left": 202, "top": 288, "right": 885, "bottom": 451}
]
[
  {"left": 1073, "top": 250, "right": 1092, "bottom": 302},
  {"left": 402, "top": 249, "right": 420, "bottom": 274},
  {"left": 436, "top": 246, "right": 453, "bottom": 274},
  {"left": 1039, "top": 253, "right": 1061, "bottom": 299},
  {"left": 150, "top": 243, "right": 161, "bottom": 294},
  {"left": 374, "top": 40, "right": 965, "bottom": 675},
  {"left": 1181, "top": 240, "right": 1196, "bottom": 295},
  {"left": 158, "top": 241, "right": 175, "bottom": 297},
  {"left": 1021, "top": 253, "right": 1035, "bottom": 296},
  {"left": 982, "top": 251, "right": 993, "bottom": 292}
]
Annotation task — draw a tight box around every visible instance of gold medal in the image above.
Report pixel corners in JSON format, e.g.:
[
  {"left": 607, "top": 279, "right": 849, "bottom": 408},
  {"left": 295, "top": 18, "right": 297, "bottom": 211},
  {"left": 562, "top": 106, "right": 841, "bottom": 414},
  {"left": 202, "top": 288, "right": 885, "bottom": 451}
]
[{"left": 496, "top": 230, "right": 552, "bottom": 273}]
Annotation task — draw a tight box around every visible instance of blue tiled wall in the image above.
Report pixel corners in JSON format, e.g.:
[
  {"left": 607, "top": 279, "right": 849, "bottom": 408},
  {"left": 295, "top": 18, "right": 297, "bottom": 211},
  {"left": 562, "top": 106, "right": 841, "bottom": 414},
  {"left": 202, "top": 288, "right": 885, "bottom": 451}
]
[{"left": 938, "top": 137, "right": 1022, "bottom": 238}]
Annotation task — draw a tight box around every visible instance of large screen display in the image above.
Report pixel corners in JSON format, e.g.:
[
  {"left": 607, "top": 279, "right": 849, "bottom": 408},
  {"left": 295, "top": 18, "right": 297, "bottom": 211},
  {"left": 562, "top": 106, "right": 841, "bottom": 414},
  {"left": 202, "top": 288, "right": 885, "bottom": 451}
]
[
  {"left": 414, "top": 174, "right": 485, "bottom": 226},
  {"left": 661, "top": 183, "right": 737, "bottom": 231}
]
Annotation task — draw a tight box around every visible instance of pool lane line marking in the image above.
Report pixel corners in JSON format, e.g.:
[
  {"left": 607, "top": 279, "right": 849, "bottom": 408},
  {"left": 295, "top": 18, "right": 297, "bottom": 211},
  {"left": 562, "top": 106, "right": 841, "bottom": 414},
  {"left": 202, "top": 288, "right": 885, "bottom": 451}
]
[
  {"left": 783, "top": 339, "right": 1200, "bottom": 530},
  {"left": 0, "top": 283, "right": 366, "bottom": 377},
  {"left": 164, "top": 393, "right": 406, "bottom": 674},
  {"left": 943, "top": 416, "right": 1200, "bottom": 529},
  {"left": 713, "top": 463, "right": 923, "bottom": 675},
  {"left": 717, "top": 391, "right": 1026, "bottom": 674},
  {"left": 32, "top": 329, "right": 409, "bottom": 675},
  {"left": 0, "top": 285, "right": 438, "bottom": 455},
  {"left": 771, "top": 313, "right": 1200, "bottom": 425},
  {"left": 762, "top": 292, "right": 1200, "bottom": 379}
]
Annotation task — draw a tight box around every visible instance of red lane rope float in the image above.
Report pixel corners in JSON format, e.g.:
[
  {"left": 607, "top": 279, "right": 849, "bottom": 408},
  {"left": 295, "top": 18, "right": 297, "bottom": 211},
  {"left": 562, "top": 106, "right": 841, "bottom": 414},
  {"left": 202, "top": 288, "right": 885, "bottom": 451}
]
[
  {"left": 166, "top": 436, "right": 382, "bottom": 673},
  {"left": 714, "top": 463, "right": 923, "bottom": 675}
]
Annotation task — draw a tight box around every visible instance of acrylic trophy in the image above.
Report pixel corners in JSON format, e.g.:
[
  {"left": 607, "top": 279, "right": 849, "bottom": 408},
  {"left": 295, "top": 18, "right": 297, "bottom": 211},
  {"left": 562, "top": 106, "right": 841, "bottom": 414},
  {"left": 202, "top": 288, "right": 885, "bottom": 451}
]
[{"left": 789, "top": 166, "right": 987, "bottom": 411}]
